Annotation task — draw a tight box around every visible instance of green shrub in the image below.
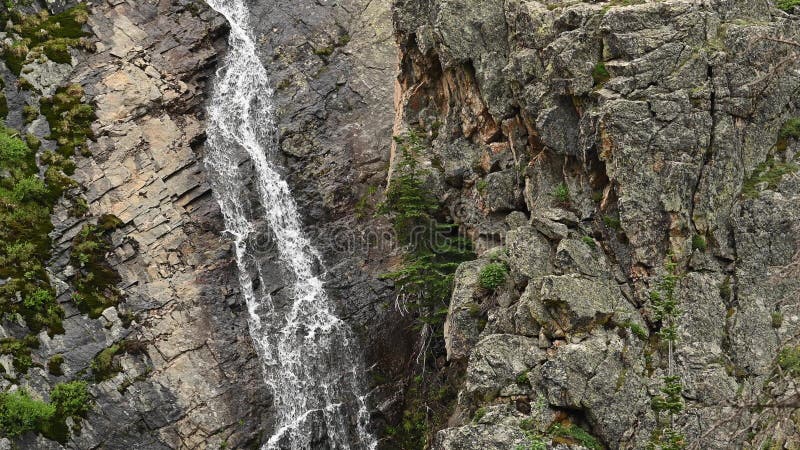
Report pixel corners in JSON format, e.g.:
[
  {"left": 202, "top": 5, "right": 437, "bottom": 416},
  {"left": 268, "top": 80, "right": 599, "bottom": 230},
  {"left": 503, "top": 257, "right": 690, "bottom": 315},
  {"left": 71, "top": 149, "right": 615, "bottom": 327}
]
[
  {"left": 741, "top": 156, "right": 798, "bottom": 198},
  {"left": 549, "top": 423, "right": 603, "bottom": 450},
  {"left": 515, "top": 371, "right": 530, "bottom": 385},
  {"left": 691, "top": 235, "right": 707, "bottom": 252},
  {"left": 0, "top": 390, "right": 55, "bottom": 437},
  {"left": 47, "top": 354, "right": 64, "bottom": 375},
  {"left": 473, "top": 407, "right": 487, "bottom": 422},
  {"left": 90, "top": 344, "right": 121, "bottom": 381},
  {"left": 479, "top": 263, "right": 508, "bottom": 290},
  {"left": 50, "top": 381, "right": 90, "bottom": 417},
  {"left": 771, "top": 311, "right": 783, "bottom": 329},
  {"left": 551, "top": 183, "right": 570, "bottom": 204},
  {"left": 581, "top": 236, "right": 597, "bottom": 249},
  {"left": 778, "top": 346, "right": 800, "bottom": 376},
  {"left": 776, "top": 0, "right": 800, "bottom": 12},
  {"left": 603, "top": 215, "right": 621, "bottom": 230},
  {"left": 379, "top": 131, "right": 473, "bottom": 328},
  {"left": 592, "top": 62, "right": 611, "bottom": 85}
]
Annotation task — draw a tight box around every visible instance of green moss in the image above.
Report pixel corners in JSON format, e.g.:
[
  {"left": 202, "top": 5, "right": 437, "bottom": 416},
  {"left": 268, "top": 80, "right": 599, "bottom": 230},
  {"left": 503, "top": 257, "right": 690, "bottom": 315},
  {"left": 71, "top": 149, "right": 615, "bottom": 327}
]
[
  {"left": 40, "top": 83, "right": 95, "bottom": 157},
  {"left": 581, "top": 236, "right": 597, "bottom": 249},
  {"left": 0, "top": 92, "right": 7, "bottom": 119},
  {"left": 1, "top": 5, "right": 88, "bottom": 75},
  {"left": 621, "top": 320, "right": 649, "bottom": 341},
  {"left": 47, "top": 354, "right": 64, "bottom": 376},
  {"left": 313, "top": 46, "right": 333, "bottom": 56},
  {"left": 691, "top": 234, "right": 707, "bottom": 252},
  {"left": 90, "top": 343, "right": 122, "bottom": 381},
  {"left": 771, "top": 311, "right": 783, "bottom": 329},
  {"left": 779, "top": 117, "right": 800, "bottom": 138},
  {"left": 0, "top": 338, "right": 34, "bottom": 374},
  {"left": 70, "top": 216, "right": 124, "bottom": 318},
  {"left": 473, "top": 407, "right": 487, "bottom": 422},
  {"left": 719, "top": 276, "right": 732, "bottom": 301},
  {"left": 515, "top": 371, "right": 530, "bottom": 385},
  {"left": 22, "top": 104, "right": 37, "bottom": 124},
  {"left": 0, "top": 126, "right": 71, "bottom": 338},
  {"left": 592, "top": 62, "right": 611, "bottom": 86},
  {"left": 741, "top": 156, "right": 799, "bottom": 198},
  {"left": 478, "top": 263, "right": 508, "bottom": 290},
  {"left": 603, "top": 215, "right": 621, "bottom": 230}
]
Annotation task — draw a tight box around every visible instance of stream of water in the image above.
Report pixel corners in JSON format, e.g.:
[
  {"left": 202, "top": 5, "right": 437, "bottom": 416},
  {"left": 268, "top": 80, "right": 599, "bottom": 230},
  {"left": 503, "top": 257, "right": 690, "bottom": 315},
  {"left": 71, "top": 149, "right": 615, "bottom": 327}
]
[{"left": 203, "top": 0, "right": 376, "bottom": 448}]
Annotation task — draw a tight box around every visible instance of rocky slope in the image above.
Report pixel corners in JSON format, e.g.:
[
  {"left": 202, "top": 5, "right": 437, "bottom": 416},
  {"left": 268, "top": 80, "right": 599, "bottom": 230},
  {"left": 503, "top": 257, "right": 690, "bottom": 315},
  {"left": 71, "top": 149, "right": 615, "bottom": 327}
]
[{"left": 389, "top": 0, "right": 800, "bottom": 448}]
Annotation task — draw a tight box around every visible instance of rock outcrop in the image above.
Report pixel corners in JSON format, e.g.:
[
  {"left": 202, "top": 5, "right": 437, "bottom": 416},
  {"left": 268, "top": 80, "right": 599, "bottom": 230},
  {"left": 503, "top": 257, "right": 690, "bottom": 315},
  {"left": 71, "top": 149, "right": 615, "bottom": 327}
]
[{"left": 390, "top": 0, "right": 800, "bottom": 448}]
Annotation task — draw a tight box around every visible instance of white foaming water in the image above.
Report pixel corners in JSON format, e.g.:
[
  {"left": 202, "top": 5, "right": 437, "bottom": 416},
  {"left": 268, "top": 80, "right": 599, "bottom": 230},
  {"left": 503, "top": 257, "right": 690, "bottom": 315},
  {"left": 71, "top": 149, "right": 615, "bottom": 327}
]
[{"left": 202, "top": 0, "right": 376, "bottom": 448}]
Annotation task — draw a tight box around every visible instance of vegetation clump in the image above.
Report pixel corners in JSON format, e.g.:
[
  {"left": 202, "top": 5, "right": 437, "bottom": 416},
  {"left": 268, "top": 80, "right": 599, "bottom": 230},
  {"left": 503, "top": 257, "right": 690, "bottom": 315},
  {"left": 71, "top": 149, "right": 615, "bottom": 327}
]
[
  {"left": 70, "top": 215, "right": 124, "bottom": 318},
  {"left": 778, "top": 346, "right": 800, "bottom": 377},
  {"left": 779, "top": 117, "right": 800, "bottom": 139},
  {"left": 550, "top": 422, "right": 603, "bottom": 450},
  {"left": 776, "top": 0, "right": 800, "bottom": 12},
  {"left": 691, "top": 235, "right": 707, "bottom": 252},
  {"left": 0, "top": 389, "right": 55, "bottom": 438},
  {"left": 592, "top": 62, "right": 611, "bottom": 86},
  {"left": 551, "top": 182, "right": 570, "bottom": 205},
  {"left": 0, "top": 5, "right": 89, "bottom": 75},
  {"left": 90, "top": 343, "right": 122, "bottom": 381},
  {"left": 50, "top": 381, "right": 90, "bottom": 418},
  {"left": 379, "top": 131, "right": 473, "bottom": 448},
  {"left": 47, "top": 354, "right": 64, "bottom": 375},
  {"left": 479, "top": 262, "right": 508, "bottom": 290},
  {"left": 40, "top": 83, "right": 95, "bottom": 157},
  {"left": 648, "top": 258, "right": 686, "bottom": 450},
  {"left": 0, "top": 128, "right": 65, "bottom": 340},
  {"left": 378, "top": 130, "right": 473, "bottom": 329},
  {"left": 0, "top": 381, "right": 91, "bottom": 441},
  {"left": 741, "top": 156, "right": 798, "bottom": 198}
]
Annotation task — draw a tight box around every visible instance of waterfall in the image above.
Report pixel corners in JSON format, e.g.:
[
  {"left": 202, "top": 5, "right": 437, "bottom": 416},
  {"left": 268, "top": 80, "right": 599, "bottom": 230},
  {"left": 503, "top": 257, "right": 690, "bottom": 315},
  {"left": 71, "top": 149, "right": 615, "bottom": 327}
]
[{"left": 202, "top": 0, "right": 376, "bottom": 448}]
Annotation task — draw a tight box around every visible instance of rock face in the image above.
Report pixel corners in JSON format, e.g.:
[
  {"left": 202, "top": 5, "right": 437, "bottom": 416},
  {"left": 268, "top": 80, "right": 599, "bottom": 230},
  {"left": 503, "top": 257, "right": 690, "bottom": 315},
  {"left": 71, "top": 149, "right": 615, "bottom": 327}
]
[
  {"left": 390, "top": 0, "right": 800, "bottom": 449},
  {"left": 242, "top": 0, "right": 413, "bottom": 432},
  {"left": 1, "top": 1, "right": 269, "bottom": 448},
  {"left": 5, "top": 0, "right": 800, "bottom": 448}
]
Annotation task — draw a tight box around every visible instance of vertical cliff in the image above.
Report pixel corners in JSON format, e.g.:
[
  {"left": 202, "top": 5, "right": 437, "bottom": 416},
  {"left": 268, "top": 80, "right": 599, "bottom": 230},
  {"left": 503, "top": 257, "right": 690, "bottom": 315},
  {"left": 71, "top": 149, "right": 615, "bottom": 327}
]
[
  {"left": 2, "top": 0, "right": 799, "bottom": 449},
  {"left": 0, "top": 1, "right": 269, "bottom": 448},
  {"left": 388, "top": 0, "right": 800, "bottom": 449}
]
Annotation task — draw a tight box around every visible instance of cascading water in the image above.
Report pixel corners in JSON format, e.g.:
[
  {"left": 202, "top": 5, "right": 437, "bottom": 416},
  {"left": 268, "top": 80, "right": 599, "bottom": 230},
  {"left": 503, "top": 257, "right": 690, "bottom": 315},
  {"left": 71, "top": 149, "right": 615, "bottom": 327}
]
[{"left": 202, "top": 0, "right": 376, "bottom": 448}]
